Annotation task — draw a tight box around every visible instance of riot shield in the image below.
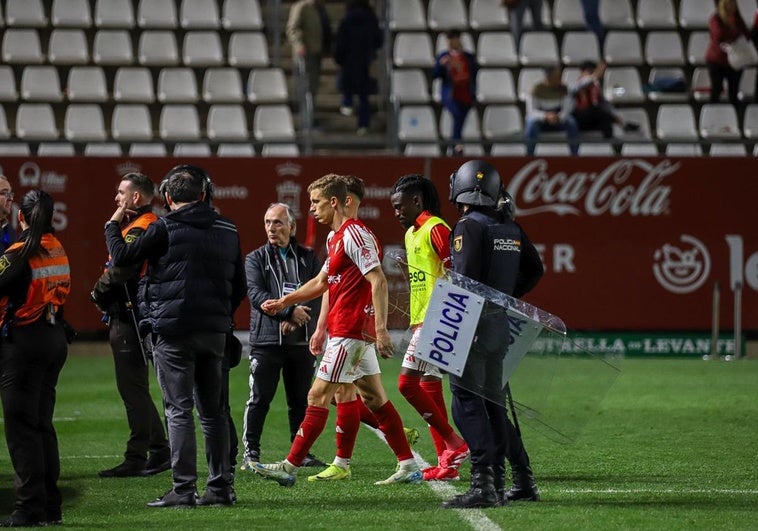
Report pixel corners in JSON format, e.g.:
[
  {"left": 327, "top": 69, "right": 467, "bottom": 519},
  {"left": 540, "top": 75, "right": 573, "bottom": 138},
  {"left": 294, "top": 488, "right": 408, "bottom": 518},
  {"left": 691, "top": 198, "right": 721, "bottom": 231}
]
[{"left": 386, "top": 249, "right": 621, "bottom": 444}]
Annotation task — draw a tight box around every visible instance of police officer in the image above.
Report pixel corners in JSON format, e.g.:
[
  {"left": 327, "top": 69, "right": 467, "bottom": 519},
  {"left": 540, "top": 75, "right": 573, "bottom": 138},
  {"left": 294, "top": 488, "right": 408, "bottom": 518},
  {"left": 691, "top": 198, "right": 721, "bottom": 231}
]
[
  {"left": 106, "top": 166, "right": 246, "bottom": 508},
  {"left": 0, "top": 190, "right": 70, "bottom": 526},
  {"left": 442, "top": 160, "right": 544, "bottom": 509},
  {"left": 91, "top": 173, "right": 170, "bottom": 478}
]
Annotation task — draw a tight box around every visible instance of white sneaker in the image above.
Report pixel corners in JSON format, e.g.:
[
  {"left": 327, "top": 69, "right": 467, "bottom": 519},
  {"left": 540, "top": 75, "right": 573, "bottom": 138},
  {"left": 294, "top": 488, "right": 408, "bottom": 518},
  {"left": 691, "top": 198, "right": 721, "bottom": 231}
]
[
  {"left": 339, "top": 106, "right": 353, "bottom": 117},
  {"left": 374, "top": 463, "right": 423, "bottom": 485}
]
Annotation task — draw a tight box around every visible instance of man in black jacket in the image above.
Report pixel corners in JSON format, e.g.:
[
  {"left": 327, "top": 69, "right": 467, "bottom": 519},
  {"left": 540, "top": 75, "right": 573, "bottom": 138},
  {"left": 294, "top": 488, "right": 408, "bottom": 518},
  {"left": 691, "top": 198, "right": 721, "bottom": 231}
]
[
  {"left": 240, "top": 203, "right": 324, "bottom": 471},
  {"left": 105, "top": 167, "right": 246, "bottom": 508}
]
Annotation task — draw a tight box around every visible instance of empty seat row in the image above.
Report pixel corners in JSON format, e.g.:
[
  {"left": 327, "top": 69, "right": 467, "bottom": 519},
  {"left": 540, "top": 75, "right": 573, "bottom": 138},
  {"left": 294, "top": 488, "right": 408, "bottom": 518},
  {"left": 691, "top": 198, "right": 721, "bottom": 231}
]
[
  {"left": 390, "top": 0, "right": 756, "bottom": 32},
  {"left": 0, "top": 103, "right": 296, "bottom": 142},
  {"left": 0, "top": 141, "right": 300, "bottom": 157},
  {"left": 0, "top": 0, "right": 263, "bottom": 30},
  {"left": 0, "top": 29, "right": 269, "bottom": 67},
  {"left": 0, "top": 65, "right": 288, "bottom": 104},
  {"left": 394, "top": 30, "right": 715, "bottom": 69}
]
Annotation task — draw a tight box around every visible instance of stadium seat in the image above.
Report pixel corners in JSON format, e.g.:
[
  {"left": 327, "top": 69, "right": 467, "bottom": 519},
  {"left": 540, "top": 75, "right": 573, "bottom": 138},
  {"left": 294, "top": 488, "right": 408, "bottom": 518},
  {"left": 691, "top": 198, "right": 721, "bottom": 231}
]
[
  {"left": 742, "top": 104, "right": 758, "bottom": 138},
  {"left": 253, "top": 105, "right": 296, "bottom": 141},
  {"left": 709, "top": 143, "right": 747, "bottom": 156},
  {"left": 52, "top": 0, "right": 92, "bottom": 28},
  {"left": 552, "top": 0, "right": 585, "bottom": 29},
  {"left": 2, "top": 29, "right": 44, "bottom": 64},
  {"left": 173, "top": 143, "right": 212, "bottom": 156},
  {"left": 636, "top": 0, "right": 676, "bottom": 29},
  {"left": 699, "top": 104, "right": 741, "bottom": 140},
  {"left": 203, "top": 68, "right": 243, "bottom": 103},
  {"left": 603, "top": 31, "right": 643, "bottom": 65},
  {"left": 519, "top": 32, "right": 559, "bottom": 66},
  {"left": 482, "top": 104, "right": 523, "bottom": 140},
  {"left": 180, "top": 0, "right": 220, "bottom": 29},
  {"left": 94, "top": 0, "right": 135, "bottom": 28},
  {"left": 687, "top": 31, "right": 709, "bottom": 66},
  {"left": 561, "top": 31, "right": 600, "bottom": 66},
  {"left": 139, "top": 31, "right": 180, "bottom": 66},
  {"left": 435, "top": 32, "right": 475, "bottom": 56},
  {"left": 517, "top": 67, "right": 544, "bottom": 101},
  {"left": 440, "top": 109, "right": 481, "bottom": 141},
  {"left": 427, "top": 0, "right": 468, "bottom": 31},
  {"left": 67, "top": 67, "right": 108, "bottom": 102},
  {"left": 647, "top": 68, "right": 689, "bottom": 102},
  {"left": 737, "top": 0, "right": 755, "bottom": 21},
  {"left": 137, "top": 0, "right": 178, "bottom": 28},
  {"left": 217, "top": 143, "right": 256, "bottom": 156},
  {"left": 620, "top": 142, "right": 659, "bottom": 156},
  {"left": 526, "top": 1, "right": 552, "bottom": 28},
  {"left": 16, "top": 103, "right": 58, "bottom": 140},
  {"left": 0, "top": 67, "right": 18, "bottom": 101},
  {"left": 690, "top": 66, "right": 716, "bottom": 102},
  {"left": 228, "top": 32, "right": 269, "bottom": 67},
  {"left": 393, "top": 33, "right": 435, "bottom": 68},
  {"left": 5, "top": 0, "right": 47, "bottom": 27},
  {"left": 0, "top": 143, "right": 31, "bottom": 156},
  {"left": 247, "top": 68, "right": 288, "bottom": 103},
  {"left": 603, "top": 67, "right": 645, "bottom": 104},
  {"left": 477, "top": 32, "right": 518, "bottom": 67},
  {"left": 389, "top": 0, "right": 427, "bottom": 31},
  {"left": 656, "top": 104, "right": 699, "bottom": 141},
  {"left": 679, "top": 0, "right": 712, "bottom": 29},
  {"left": 645, "top": 32, "right": 684, "bottom": 66},
  {"left": 739, "top": 67, "right": 756, "bottom": 101},
  {"left": 477, "top": 69, "right": 516, "bottom": 103},
  {"left": 84, "top": 142, "right": 123, "bottom": 156},
  {"left": 459, "top": 143, "right": 486, "bottom": 156},
  {"left": 562, "top": 66, "right": 581, "bottom": 86},
  {"left": 600, "top": 0, "right": 635, "bottom": 29},
  {"left": 207, "top": 104, "right": 249, "bottom": 141},
  {"left": 93, "top": 30, "right": 134, "bottom": 65},
  {"left": 404, "top": 143, "right": 442, "bottom": 156},
  {"left": 114, "top": 67, "right": 156, "bottom": 103},
  {"left": 48, "top": 29, "right": 90, "bottom": 65},
  {"left": 664, "top": 143, "right": 703, "bottom": 156},
  {"left": 183, "top": 31, "right": 224, "bottom": 66},
  {"left": 159, "top": 105, "right": 201, "bottom": 140},
  {"left": 21, "top": 67, "right": 64, "bottom": 102},
  {"left": 613, "top": 107, "right": 652, "bottom": 140},
  {"left": 469, "top": 0, "right": 508, "bottom": 31},
  {"left": 157, "top": 68, "right": 198, "bottom": 103},
  {"left": 0, "top": 107, "right": 10, "bottom": 139},
  {"left": 37, "top": 143, "right": 76, "bottom": 156},
  {"left": 222, "top": 0, "right": 263, "bottom": 30},
  {"left": 579, "top": 143, "right": 616, "bottom": 156},
  {"left": 129, "top": 143, "right": 167, "bottom": 156},
  {"left": 397, "top": 105, "right": 438, "bottom": 142},
  {"left": 64, "top": 104, "right": 107, "bottom": 142},
  {"left": 490, "top": 143, "right": 527, "bottom": 156},
  {"left": 261, "top": 143, "right": 300, "bottom": 156},
  {"left": 112, "top": 104, "right": 153, "bottom": 141},
  {"left": 390, "top": 69, "right": 430, "bottom": 105},
  {"left": 535, "top": 143, "right": 572, "bottom": 156}
]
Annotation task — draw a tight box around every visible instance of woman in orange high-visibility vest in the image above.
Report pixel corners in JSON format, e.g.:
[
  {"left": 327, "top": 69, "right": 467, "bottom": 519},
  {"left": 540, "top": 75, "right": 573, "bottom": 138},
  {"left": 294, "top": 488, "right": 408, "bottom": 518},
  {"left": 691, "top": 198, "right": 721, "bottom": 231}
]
[{"left": 0, "top": 189, "right": 70, "bottom": 527}]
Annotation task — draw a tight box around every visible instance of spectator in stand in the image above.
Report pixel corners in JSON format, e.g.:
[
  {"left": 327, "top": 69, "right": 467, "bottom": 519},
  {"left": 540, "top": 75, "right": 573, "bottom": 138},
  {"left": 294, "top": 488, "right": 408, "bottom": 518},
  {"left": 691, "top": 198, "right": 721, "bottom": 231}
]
[
  {"left": 0, "top": 175, "right": 16, "bottom": 253},
  {"left": 287, "top": 0, "right": 332, "bottom": 106},
  {"left": 570, "top": 61, "right": 639, "bottom": 139},
  {"left": 525, "top": 65, "right": 579, "bottom": 156},
  {"left": 502, "top": 0, "right": 544, "bottom": 55},
  {"left": 334, "top": 0, "right": 383, "bottom": 136},
  {"left": 431, "top": 30, "right": 479, "bottom": 157},
  {"left": 706, "top": 0, "right": 750, "bottom": 105},
  {"left": 579, "top": 0, "right": 605, "bottom": 52}
]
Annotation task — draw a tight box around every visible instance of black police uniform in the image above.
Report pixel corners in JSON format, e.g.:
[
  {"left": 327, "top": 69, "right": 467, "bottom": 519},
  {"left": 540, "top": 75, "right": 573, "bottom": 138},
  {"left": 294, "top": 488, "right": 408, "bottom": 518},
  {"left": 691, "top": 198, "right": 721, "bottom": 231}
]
[{"left": 447, "top": 207, "right": 543, "bottom": 507}]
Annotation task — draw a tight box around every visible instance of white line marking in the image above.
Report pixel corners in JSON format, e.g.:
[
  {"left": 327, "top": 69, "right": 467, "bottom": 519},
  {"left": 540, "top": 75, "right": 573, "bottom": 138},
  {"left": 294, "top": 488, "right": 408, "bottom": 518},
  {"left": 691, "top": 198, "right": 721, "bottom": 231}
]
[{"left": 553, "top": 488, "right": 758, "bottom": 495}]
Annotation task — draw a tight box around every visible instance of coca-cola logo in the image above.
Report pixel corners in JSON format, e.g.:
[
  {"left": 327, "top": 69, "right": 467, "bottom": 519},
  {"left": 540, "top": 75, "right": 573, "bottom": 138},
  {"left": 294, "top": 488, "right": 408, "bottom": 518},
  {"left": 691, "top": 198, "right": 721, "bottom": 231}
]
[{"left": 507, "top": 159, "right": 678, "bottom": 217}]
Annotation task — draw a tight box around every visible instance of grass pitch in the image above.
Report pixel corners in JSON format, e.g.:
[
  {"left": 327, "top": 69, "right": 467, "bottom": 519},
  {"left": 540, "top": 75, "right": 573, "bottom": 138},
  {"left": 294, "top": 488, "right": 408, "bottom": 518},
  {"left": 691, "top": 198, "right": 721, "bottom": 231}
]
[{"left": 0, "top": 344, "right": 755, "bottom": 530}]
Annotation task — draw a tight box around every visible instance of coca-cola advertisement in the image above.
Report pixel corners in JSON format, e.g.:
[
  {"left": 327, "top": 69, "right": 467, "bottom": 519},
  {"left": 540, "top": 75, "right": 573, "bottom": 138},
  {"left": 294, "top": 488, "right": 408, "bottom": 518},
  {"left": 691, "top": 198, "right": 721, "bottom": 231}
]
[{"left": 0, "top": 156, "right": 754, "bottom": 334}]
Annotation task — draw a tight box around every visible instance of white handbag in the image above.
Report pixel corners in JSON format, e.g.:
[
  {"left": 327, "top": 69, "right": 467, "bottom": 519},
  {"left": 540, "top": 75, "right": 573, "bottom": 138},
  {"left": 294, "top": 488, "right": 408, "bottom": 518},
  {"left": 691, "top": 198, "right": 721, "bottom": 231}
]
[{"left": 721, "top": 36, "right": 758, "bottom": 70}]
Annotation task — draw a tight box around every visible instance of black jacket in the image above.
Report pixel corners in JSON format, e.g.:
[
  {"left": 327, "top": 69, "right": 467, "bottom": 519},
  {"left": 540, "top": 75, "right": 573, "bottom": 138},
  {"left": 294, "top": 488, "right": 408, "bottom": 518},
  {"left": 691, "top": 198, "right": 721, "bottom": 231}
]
[
  {"left": 245, "top": 239, "right": 321, "bottom": 346},
  {"left": 106, "top": 201, "right": 246, "bottom": 337}
]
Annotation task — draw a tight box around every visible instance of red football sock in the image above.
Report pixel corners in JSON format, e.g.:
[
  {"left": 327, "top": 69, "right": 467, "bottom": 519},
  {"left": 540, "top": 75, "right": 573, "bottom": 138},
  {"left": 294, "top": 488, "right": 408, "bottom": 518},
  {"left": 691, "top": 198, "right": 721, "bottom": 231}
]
[
  {"left": 357, "top": 396, "right": 380, "bottom": 429},
  {"left": 420, "top": 379, "right": 450, "bottom": 457},
  {"left": 373, "top": 401, "right": 413, "bottom": 462},
  {"left": 335, "top": 399, "right": 361, "bottom": 460},
  {"left": 287, "top": 405, "right": 329, "bottom": 466},
  {"left": 399, "top": 374, "right": 454, "bottom": 449}
]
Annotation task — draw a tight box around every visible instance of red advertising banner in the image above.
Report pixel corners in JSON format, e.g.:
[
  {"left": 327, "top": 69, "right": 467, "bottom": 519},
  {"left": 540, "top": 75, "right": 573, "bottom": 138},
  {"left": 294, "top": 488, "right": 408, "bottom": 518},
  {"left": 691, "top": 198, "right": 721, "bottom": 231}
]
[{"left": 0, "top": 156, "right": 754, "bottom": 333}]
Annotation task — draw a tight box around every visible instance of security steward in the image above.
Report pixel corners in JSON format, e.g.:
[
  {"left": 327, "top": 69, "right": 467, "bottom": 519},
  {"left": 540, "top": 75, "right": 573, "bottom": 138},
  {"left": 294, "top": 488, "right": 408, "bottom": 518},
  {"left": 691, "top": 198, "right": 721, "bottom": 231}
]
[
  {"left": 106, "top": 166, "right": 246, "bottom": 508},
  {"left": 0, "top": 190, "right": 71, "bottom": 527},
  {"left": 91, "top": 172, "right": 170, "bottom": 478},
  {"left": 442, "top": 160, "right": 544, "bottom": 509}
]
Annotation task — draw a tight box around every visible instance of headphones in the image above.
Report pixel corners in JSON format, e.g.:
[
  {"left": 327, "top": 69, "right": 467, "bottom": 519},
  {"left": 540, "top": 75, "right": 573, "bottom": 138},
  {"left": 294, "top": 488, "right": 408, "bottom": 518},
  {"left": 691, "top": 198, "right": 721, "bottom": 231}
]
[{"left": 160, "top": 164, "right": 214, "bottom": 208}]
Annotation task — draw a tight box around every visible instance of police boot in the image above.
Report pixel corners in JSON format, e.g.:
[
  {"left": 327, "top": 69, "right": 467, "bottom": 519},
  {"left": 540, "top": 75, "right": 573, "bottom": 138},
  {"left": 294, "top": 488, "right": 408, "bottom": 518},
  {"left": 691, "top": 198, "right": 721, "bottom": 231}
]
[
  {"left": 441, "top": 465, "right": 498, "bottom": 509},
  {"left": 505, "top": 465, "right": 540, "bottom": 502},
  {"left": 492, "top": 463, "right": 509, "bottom": 507}
]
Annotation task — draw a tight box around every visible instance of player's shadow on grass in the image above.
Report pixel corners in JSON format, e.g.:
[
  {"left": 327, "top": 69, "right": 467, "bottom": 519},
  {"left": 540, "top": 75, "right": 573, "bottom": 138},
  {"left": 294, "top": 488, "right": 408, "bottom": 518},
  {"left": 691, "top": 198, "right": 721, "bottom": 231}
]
[{"left": 0, "top": 481, "right": 82, "bottom": 516}]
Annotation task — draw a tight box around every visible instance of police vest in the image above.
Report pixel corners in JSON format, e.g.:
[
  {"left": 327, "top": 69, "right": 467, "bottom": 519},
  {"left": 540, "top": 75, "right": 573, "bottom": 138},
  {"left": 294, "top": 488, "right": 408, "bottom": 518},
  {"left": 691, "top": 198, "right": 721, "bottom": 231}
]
[
  {"left": 104, "top": 211, "right": 157, "bottom": 278},
  {"left": 0, "top": 234, "right": 70, "bottom": 327},
  {"left": 405, "top": 215, "right": 450, "bottom": 326}
]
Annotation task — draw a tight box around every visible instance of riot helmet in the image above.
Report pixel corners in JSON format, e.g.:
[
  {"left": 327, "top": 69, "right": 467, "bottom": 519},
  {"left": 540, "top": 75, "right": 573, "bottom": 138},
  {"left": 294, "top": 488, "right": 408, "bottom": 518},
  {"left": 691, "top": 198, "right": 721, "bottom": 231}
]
[{"left": 449, "top": 160, "right": 504, "bottom": 207}]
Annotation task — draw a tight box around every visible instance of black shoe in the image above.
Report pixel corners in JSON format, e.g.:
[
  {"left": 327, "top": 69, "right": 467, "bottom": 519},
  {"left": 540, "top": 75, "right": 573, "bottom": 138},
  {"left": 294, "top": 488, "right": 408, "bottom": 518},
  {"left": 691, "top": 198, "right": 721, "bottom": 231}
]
[
  {"left": 441, "top": 487, "right": 499, "bottom": 509},
  {"left": 41, "top": 509, "right": 62, "bottom": 526},
  {"left": 144, "top": 452, "right": 171, "bottom": 476},
  {"left": 300, "top": 454, "right": 326, "bottom": 467},
  {"left": 196, "top": 489, "right": 235, "bottom": 507},
  {"left": 146, "top": 489, "right": 197, "bottom": 508},
  {"left": 0, "top": 513, "right": 44, "bottom": 527},
  {"left": 98, "top": 461, "right": 146, "bottom": 478},
  {"left": 495, "top": 489, "right": 510, "bottom": 507}
]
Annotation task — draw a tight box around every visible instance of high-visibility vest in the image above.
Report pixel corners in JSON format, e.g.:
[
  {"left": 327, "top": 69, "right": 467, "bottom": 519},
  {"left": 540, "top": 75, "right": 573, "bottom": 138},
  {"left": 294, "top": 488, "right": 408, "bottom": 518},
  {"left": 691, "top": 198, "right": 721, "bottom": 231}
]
[
  {"left": 105, "top": 212, "right": 157, "bottom": 278},
  {"left": 405, "top": 215, "right": 450, "bottom": 326}
]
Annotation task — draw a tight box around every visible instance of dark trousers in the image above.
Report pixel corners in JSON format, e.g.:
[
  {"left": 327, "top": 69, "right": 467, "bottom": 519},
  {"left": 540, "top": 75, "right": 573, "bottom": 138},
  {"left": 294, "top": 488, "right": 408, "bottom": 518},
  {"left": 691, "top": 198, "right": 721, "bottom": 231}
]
[
  {"left": 443, "top": 100, "right": 472, "bottom": 143},
  {"left": 153, "top": 333, "right": 231, "bottom": 495},
  {"left": 0, "top": 320, "right": 67, "bottom": 521},
  {"left": 573, "top": 107, "right": 615, "bottom": 138},
  {"left": 242, "top": 344, "right": 316, "bottom": 458},
  {"left": 108, "top": 317, "right": 168, "bottom": 464},
  {"left": 708, "top": 63, "right": 742, "bottom": 105}
]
